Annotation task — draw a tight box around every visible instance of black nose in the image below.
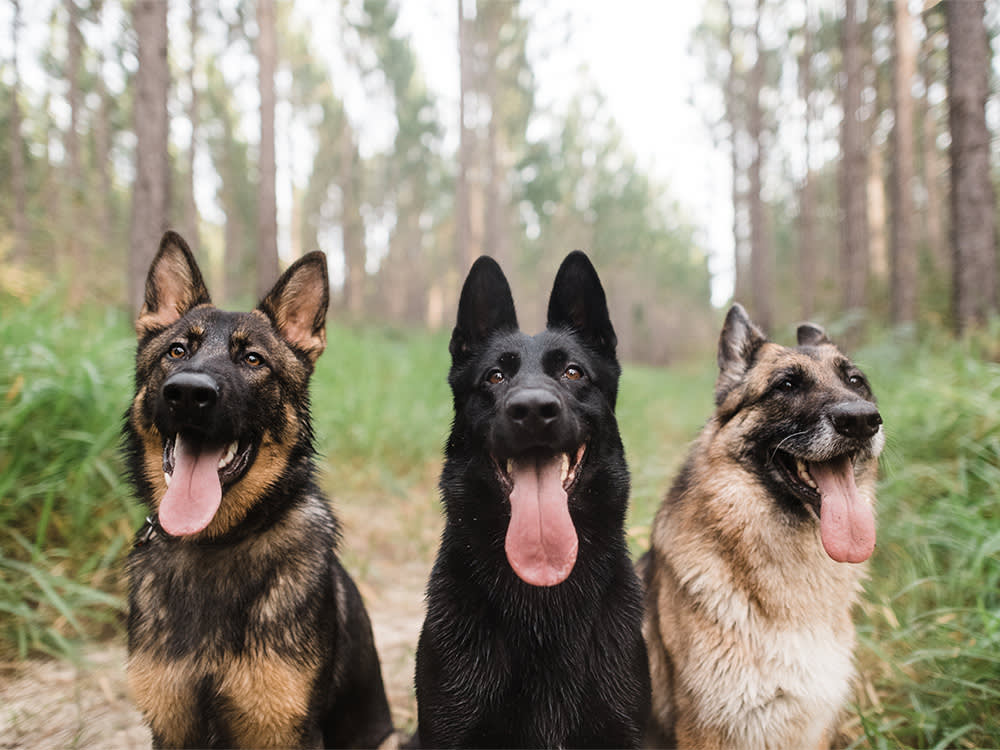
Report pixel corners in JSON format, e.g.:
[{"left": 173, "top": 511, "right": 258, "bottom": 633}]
[
  {"left": 506, "top": 388, "right": 561, "bottom": 435},
  {"left": 829, "top": 401, "right": 882, "bottom": 439},
  {"left": 161, "top": 372, "right": 219, "bottom": 422}
]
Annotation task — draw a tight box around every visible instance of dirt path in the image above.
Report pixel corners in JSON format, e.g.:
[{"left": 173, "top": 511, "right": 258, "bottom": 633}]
[{"left": 0, "top": 485, "right": 440, "bottom": 749}]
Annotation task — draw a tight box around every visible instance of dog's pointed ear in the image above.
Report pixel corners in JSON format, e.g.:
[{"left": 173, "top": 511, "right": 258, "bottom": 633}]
[
  {"left": 716, "top": 303, "right": 768, "bottom": 403},
  {"left": 450, "top": 256, "right": 518, "bottom": 363},
  {"left": 137, "top": 231, "right": 212, "bottom": 339},
  {"left": 796, "top": 322, "right": 831, "bottom": 347},
  {"left": 257, "top": 251, "right": 330, "bottom": 366},
  {"left": 546, "top": 250, "right": 617, "bottom": 357}
]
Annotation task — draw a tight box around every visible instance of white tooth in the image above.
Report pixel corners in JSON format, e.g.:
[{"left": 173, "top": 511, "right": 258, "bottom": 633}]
[
  {"left": 560, "top": 454, "right": 570, "bottom": 484},
  {"left": 163, "top": 472, "right": 171, "bottom": 487},
  {"left": 218, "top": 441, "right": 238, "bottom": 469}
]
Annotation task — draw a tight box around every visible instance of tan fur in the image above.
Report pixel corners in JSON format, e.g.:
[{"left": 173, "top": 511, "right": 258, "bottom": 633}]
[
  {"left": 643, "top": 335, "right": 880, "bottom": 750},
  {"left": 128, "top": 647, "right": 317, "bottom": 748}
]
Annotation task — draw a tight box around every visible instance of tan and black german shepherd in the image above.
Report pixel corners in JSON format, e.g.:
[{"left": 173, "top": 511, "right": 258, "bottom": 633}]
[
  {"left": 640, "top": 303, "right": 884, "bottom": 750},
  {"left": 123, "top": 232, "right": 393, "bottom": 748}
]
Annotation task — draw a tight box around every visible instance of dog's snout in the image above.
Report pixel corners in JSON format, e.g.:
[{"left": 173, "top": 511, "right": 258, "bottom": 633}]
[
  {"left": 829, "top": 401, "right": 882, "bottom": 439},
  {"left": 506, "top": 388, "right": 561, "bottom": 434},
  {"left": 162, "top": 372, "right": 219, "bottom": 417}
]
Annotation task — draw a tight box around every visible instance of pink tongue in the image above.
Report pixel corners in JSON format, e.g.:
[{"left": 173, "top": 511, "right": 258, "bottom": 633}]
[
  {"left": 158, "top": 435, "right": 225, "bottom": 536},
  {"left": 810, "top": 455, "right": 875, "bottom": 563},
  {"left": 505, "top": 455, "right": 579, "bottom": 586}
]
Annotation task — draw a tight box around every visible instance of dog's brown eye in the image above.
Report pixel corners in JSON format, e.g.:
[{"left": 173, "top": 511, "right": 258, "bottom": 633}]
[
  {"left": 564, "top": 365, "right": 584, "bottom": 381},
  {"left": 245, "top": 352, "right": 265, "bottom": 367},
  {"left": 486, "top": 369, "right": 505, "bottom": 385},
  {"left": 168, "top": 344, "right": 186, "bottom": 360}
]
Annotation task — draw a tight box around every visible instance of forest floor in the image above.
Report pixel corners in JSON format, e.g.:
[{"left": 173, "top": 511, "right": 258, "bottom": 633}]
[{"left": 0, "top": 479, "right": 440, "bottom": 749}]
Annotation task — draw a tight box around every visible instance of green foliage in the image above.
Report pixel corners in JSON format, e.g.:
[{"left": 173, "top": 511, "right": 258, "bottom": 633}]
[
  {"left": 0, "top": 292, "right": 139, "bottom": 659},
  {"left": 849, "top": 330, "right": 1000, "bottom": 749}
]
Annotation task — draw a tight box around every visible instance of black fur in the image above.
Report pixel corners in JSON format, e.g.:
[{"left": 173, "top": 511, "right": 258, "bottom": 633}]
[
  {"left": 123, "top": 231, "right": 393, "bottom": 749},
  {"left": 414, "top": 252, "right": 650, "bottom": 748}
]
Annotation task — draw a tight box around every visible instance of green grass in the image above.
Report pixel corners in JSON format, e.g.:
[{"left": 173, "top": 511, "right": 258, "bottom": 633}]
[{"left": 1, "top": 293, "right": 997, "bottom": 747}]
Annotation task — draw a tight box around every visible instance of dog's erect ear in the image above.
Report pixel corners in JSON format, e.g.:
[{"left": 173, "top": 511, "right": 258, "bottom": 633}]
[
  {"left": 136, "top": 231, "right": 212, "bottom": 339},
  {"left": 715, "top": 303, "right": 768, "bottom": 402},
  {"left": 796, "top": 322, "right": 831, "bottom": 347},
  {"left": 257, "top": 251, "right": 330, "bottom": 365},
  {"left": 546, "top": 250, "right": 617, "bottom": 357},
  {"left": 450, "top": 256, "right": 518, "bottom": 363}
]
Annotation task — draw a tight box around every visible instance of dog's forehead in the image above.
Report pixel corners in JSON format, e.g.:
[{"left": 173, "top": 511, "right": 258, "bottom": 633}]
[
  {"left": 757, "top": 341, "right": 849, "bottom": 370},
  {"left": 479, "top": 328, "right": 583, "bottom": 365},
  {"left": 176, "top": 307, "right": 277, "bottom": 343}
]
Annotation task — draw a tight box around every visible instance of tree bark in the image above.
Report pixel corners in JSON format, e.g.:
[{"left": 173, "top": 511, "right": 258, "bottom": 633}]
[
  {"left": 889, "top": 0, "right": 917, "bottom": 325},
  {"left": 919, "top": 49, "right": 945, "bottom": 274},
  {"left": 65, "top": 0, "right": 84, "bottom": 277},
  {"left": 946, "top": 0, "right": 997, "bottom": 332},
  {"left": 724, "top": 0, "right": 748, "bottom": 306},
  {"left": 128, "top": 0, "right": 171, "bottom": 315},
  {"left": 9, "top": 0, "right": 30, "bottom": 262},
  {"left": 797, "top": 8, "right": 816, "bottom": 320},
  {"left": 456, "top": 0, "right": 475, "bottom": 270},
  {"left": 747, "top": 0, "right": 773, "bottom": 332},
  {"left": 339, "top": 119, "right": 365, "bottom": 317},
  {"left": 256, "top": 0, "right": 280, "bottom": 298},
  {"left": 839, "top": 0, "right": 868, "bottom": 323},
  {"left": 184, "top": 0, "right": 200, "bottom": 249}
]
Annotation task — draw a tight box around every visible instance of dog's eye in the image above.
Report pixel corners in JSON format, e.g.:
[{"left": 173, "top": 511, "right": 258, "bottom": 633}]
[
  {"left": 245, "top": 352, "right": 265, "bottom": 367},
  {"left": 777, "top": 377, "right": 798, "bottom": 392},
  {"left": 847, "top": 372, "right": 867, "bottom": 390},
  {"left": 167, "top": 344, "right": 187, "bottom": 360},
  {"left": 486, "top": 369, "right": 505, "bottom": 385},
  {"left": 563, "top": 365, "right": 584, "bottom": 381}
]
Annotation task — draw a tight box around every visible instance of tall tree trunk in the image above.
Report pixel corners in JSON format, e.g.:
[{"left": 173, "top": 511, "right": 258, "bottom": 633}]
[
  {"left": 919, "top": 49, "right": 945, "bottom": 274},
  {"left": 340, "top": 119, "right": 365, "bottom": 317},
  {"left": 184, "top": 0, "right": 200, "bottom": 248},
  {"left": 724, "top": 0, "right": 747, "bottom": 305},
  {"left": 65, "top": 0, "right": 84, "bottom": 279},
  {"left": 94, "top": 39, "right": 113, "bottom": 240},
  {"left": 256, "top": 0, "right": 279, "bottom": 298},
  {"left": 946, "top": 0, "right": 997, "bottom": 332},
  {"left": 797, "top": 6, "right": 816, "bottom": 320},
  {"left": 889, "top": 0, "right": 917, "bottom": 325},
  {"left": 456, "top": 0, "right": 474, "bottom": 270},
  {"left": 9, "top": 0, "right": 30, "bottom": 262},
  {"left": 839, "top": 0, "right": 868, "bottom": 324},
  {"left": 128, "top": 0, "right": 171, "bottom": 315},
  {"left": 747, "top": 0, "right": 772, "bottom": 332}
]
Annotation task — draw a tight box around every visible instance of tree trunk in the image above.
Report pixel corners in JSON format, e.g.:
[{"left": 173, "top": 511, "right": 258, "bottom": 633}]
[
  {"left": 797, "top": 8, "right": 816, "bottom": 321},
  {"left": 256, "top": 0, "right": 279, "bottom": 298},
  {"left": 889, "top": 0, "right": 917, "bottom": 325},
  {"left": 724, "top": 0, "right": 747, "bottom": 305},
  {"left": 184, "top": 0, "right": 200, "bottom": 248},
  {"left": 128, "top": 0, "right": 171, "bottom": 315},
  {"left": 9, "top": 0, "right": 30, "bottom": 262},
  {"left": 65, "top": 0, "right": 84, "bottom": 279},
  {"left": 340, "top": 119, "right": 365, "bottom": 317},
  {"left": 946, "top": 0, "right": 997, "bottom": 332},
  {"left": 839, "top": 0, "right": 868, "bottom": 324},
  {"left": 747, "top": 0, "right": 772, "bottom": 332},
  {"left": 919, "top": 49, "right": 945, "bottom": 274},
  {"left": 456, "top": 0, "right": 475, "bottom": 271}
]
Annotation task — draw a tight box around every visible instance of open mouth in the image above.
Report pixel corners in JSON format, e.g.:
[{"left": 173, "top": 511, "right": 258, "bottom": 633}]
[
  {"left": 494, "top": 444, "right": 586, "bottom": 495},
  {"left": 492, "top": 444, "right": 586, "bottom": 587},
  {"left": 156, "top": 434, "right": 256, "bottom": 537},
  {"left": 161, "top": 434, "right": 254, "bottom": 489},
  {"left": 771, "top": 447, "right": 877, "bottom": 564}
]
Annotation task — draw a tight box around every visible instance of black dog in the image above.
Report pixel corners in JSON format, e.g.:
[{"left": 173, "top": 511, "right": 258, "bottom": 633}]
[
  {"left": 123, "top": 231, "right": 393, "bottom": 748},
  {"left": 413, "top": 252, "right": 650, "bottom": 748}
]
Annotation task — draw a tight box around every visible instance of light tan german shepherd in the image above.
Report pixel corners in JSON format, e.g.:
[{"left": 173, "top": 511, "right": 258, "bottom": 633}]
[{"left": 640, "top": 304, "right": 884, "bottom": 750}]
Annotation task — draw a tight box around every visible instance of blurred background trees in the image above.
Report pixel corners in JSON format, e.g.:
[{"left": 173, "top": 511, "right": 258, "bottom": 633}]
[{"left": 1, "top": 0, "right": 998, "bottom": 361}]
